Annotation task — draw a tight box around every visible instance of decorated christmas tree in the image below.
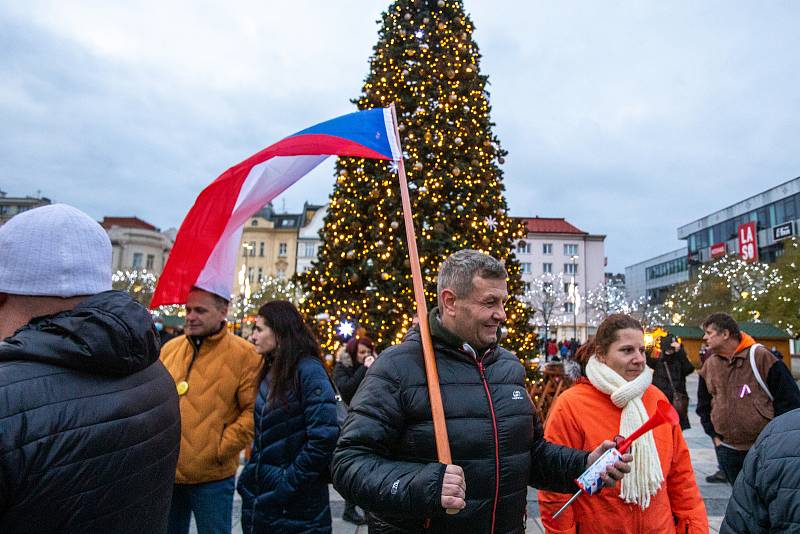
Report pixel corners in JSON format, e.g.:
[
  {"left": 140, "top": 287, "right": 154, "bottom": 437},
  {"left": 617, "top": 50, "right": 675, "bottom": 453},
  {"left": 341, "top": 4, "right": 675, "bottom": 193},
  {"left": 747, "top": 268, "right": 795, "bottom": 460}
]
[{"left": 300, "top": 0, "right": 535, "bottom": 354}]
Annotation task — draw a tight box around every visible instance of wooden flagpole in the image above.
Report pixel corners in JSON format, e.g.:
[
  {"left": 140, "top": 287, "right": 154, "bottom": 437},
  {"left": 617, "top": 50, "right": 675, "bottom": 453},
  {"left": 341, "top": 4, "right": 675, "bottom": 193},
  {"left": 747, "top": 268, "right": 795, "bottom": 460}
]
[{"left": 388, "top": 104, "right": 456, "bottom": 488}]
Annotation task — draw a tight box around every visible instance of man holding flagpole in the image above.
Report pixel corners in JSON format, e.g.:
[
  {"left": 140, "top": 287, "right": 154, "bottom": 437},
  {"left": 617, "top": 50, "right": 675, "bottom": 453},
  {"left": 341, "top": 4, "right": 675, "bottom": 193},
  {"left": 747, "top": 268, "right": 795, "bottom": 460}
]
[{"left": 332, "top": 250, "right": 632, "bottom": 534}]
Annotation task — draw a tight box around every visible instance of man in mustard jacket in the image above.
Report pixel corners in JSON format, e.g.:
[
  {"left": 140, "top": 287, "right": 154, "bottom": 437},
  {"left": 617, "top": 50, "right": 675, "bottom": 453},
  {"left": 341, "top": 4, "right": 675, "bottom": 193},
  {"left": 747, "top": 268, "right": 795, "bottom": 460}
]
[{"left": 161, "top": 287, "right": 262, "bottom": 534}]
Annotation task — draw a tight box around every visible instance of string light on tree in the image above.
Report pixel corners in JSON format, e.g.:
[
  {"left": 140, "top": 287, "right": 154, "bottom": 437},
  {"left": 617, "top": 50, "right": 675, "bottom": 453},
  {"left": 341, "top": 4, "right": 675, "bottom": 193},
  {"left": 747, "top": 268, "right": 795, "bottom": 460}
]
[{"left": 299, "top": 0, "right": 536, "bottom": 353}]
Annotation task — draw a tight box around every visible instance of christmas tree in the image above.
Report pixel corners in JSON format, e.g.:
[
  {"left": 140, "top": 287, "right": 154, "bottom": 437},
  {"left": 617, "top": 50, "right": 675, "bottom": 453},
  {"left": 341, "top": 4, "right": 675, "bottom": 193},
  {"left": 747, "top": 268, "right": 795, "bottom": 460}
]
[{"left": 300, "top": 0, "right": 535, "bottom": 354}]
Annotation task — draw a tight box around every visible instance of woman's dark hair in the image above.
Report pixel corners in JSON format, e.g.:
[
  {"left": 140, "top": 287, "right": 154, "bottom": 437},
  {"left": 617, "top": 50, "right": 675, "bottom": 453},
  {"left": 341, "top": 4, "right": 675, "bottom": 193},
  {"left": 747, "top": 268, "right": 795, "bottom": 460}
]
[
  {"left": 256, "top": 300, "right": 321, "bottom": 405},
  {"left": 582, "top": 313, "right": 643, "bottom": 357},
  {"left": 345, "top": 336, "right": 374, "bottom": 361}
]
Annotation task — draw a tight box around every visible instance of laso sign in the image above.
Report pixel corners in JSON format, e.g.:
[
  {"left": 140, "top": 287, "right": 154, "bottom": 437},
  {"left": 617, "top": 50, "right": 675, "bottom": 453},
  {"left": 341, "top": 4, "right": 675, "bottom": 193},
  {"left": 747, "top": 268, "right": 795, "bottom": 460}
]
[{"left": 738, "top": 221, "right": 758, "bottom": 263}]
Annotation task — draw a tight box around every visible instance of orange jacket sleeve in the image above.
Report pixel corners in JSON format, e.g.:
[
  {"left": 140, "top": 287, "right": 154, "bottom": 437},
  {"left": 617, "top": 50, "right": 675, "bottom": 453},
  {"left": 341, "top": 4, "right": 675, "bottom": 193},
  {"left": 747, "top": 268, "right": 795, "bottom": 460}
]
[
  {"left": 666, "top": 424, "right": 708, "bottom": 534},
  {"left": 538, "top": 396, "right": 584, "bottom": 534}
]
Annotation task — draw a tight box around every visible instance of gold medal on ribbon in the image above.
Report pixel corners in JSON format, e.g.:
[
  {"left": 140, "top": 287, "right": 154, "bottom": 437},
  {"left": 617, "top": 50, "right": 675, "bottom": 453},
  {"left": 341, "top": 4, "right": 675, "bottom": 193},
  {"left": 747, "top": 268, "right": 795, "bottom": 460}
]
[{"left": 176, "top": 381, "right": 189, "bottom": 396}]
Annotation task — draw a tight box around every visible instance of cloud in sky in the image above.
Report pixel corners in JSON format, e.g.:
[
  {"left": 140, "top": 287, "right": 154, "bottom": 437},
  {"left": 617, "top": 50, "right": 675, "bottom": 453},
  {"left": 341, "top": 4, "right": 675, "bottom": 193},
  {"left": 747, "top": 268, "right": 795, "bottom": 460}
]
[{"left": 1, "top": 1, "right": 799, "bottom": 272}]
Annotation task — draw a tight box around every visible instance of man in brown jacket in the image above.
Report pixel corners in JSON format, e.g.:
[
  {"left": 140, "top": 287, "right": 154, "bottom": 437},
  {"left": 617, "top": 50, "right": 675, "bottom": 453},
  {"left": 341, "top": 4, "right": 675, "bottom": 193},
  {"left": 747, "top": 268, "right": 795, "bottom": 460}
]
[
  {"left": 696, "top": 312, "right": 800, "bottom": 486},
  {"left": 160, "top": 287, "right": 262, "bottom": 534}
]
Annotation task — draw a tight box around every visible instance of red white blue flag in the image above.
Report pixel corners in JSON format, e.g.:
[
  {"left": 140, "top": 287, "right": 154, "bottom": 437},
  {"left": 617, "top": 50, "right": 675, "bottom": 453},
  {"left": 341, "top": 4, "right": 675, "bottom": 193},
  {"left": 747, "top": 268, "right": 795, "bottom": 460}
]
[{"left": 151, "top": 108, "right": 401, "bottom": 307}]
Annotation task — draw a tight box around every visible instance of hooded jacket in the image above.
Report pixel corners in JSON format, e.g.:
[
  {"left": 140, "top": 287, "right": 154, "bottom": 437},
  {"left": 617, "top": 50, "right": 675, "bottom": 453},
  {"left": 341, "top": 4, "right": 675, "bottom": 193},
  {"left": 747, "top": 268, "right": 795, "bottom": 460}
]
[
  {"left": 332, "top": 309, "right": 588, "bottom": 534},
  {"left": 0, "top": 291, "right": 180, "bottom": 533},
  {"left": 722, "top": 407, "right": 800, "bottom": 533}
]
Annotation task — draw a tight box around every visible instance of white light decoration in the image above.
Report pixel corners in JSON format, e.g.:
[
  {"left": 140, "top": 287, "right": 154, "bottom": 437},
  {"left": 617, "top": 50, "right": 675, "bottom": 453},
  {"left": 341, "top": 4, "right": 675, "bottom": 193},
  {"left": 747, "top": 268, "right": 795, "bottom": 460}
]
[{"left": 337, "top": 320, "right": 355, "bottom": 338}]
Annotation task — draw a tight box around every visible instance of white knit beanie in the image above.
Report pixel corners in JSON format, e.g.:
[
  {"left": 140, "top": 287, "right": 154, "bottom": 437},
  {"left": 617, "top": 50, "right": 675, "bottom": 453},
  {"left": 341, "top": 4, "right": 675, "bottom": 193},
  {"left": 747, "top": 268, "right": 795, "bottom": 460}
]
[{"left": 0, "top": 203, "right": 112, "bottom": 297}]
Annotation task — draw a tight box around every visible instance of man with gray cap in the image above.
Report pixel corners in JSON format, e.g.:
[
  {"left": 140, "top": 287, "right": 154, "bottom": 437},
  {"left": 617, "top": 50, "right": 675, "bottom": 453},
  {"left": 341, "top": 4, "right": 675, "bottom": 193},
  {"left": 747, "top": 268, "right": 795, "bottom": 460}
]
[{"left": 0, "top": 204, "right": 181, "bottom": 533}]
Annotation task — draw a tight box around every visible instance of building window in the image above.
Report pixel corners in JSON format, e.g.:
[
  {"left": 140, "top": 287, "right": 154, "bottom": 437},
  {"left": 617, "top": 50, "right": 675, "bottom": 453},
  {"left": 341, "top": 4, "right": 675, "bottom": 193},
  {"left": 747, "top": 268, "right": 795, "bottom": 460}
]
[
  {"left": 564, "top": 302, "right": 575, "bottom": 313},
  {"left": 259, "top": 242, "right": 265, "bottom": 257},
  {"left": 257, "top": 267, "right": 263, "bottom": 282},
  {"left": 564, "top": 282, "right": 572, "bottom": 294},
  {"left": 517, "top": 241, "right": 531, "bottom": 254},
  {"left": 132, "top": 253, "right": 143, "bottom": 269},
  {"left": 543, "top": 262, "right": 552, "bottom": 273},
  {"left": 248, "top": 267, "right": 254, "bottom": 283},
  {"left": 277, "top": 269, "right": 286, "bottom": 279},
  {"left": 564, "top": 244, "right": 578, "bottom": 256},
  {"left": 520, "top": 262, "right": 531, "bottom": 274},
  {"left": 645, "top": 257, "right": 688, "bottom": 281},
  {"left": 304, "top": 243, "right": 316, "bottom": 257},
  {"left": 564, "top": 263, "right": 578, "bottom": 275},
  {"left": 543, "top": 243, "right": 553, "bottom": 255},
  {"left": 146, "top": 254, "right": 155, "bottom": 270},
  {"left": 251, "top": 219, "right": 258, "bottom": 227},
  {"left": 523, "top": 282, "right": 531, "bottom": 291},
  {"left": 278, "top": 242, "right": 288, "bottom": 256}
]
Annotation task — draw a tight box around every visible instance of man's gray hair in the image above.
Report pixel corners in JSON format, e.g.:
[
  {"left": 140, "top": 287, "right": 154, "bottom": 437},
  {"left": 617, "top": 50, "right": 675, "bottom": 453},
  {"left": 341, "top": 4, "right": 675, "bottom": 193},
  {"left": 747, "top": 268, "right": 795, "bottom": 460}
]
[{"left": 437, "top": 250, "right": 507, "bottom": 307}]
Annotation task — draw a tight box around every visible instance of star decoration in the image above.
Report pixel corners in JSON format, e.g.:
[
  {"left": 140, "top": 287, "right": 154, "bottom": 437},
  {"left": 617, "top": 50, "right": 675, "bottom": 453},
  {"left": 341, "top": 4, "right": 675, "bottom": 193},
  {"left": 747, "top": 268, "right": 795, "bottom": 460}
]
[{"left": 485, "top": 215, "right": 498, "bottom": 231}]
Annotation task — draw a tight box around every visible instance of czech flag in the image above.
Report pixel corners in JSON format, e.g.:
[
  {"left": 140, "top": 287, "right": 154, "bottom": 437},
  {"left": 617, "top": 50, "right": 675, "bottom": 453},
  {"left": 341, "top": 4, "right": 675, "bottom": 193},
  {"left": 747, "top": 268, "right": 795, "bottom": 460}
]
[{"left": 150, "top": 107, "right": 401, "bottom": 308}]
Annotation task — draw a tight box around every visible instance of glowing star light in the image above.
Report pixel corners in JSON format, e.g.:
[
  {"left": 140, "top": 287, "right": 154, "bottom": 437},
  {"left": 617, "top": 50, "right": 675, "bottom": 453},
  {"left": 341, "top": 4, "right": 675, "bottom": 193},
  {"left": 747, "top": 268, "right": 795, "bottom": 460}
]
[
  {"left": 485, "top": 215, "right": 498, "bottom": 231},
  {"left": 337, "top": 320, "right": 355, "bottom": 338}
]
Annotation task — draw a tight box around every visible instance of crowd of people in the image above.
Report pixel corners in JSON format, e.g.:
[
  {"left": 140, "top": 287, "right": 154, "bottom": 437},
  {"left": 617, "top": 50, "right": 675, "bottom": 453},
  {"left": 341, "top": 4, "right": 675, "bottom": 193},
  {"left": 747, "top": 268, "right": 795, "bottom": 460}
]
[{"left": 1, "top": 203, "right": 799, "bottom": 533}]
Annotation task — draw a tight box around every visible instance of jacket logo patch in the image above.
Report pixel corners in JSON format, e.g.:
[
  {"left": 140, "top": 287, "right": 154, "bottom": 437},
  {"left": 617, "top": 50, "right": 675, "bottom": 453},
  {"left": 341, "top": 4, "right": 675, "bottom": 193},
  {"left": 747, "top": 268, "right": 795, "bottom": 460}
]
[
  {"left": 391, "top": 479, "right": 400, "bottom": 495},
  {"left": 512, "top": 390, "right": 524, "bottom": 400}
]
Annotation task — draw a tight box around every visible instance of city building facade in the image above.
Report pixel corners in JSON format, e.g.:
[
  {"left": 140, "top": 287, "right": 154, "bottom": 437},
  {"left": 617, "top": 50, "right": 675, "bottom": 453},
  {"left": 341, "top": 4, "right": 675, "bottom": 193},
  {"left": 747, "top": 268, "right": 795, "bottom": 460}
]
[
  {"left": 513, "top": 217, "right": 606, "bottom": 342},
  {"left": 296, "top": 203, "right": 327, "bottom": 273},
  {"left": 0, "top": 190, "right": 51, "bottom": 225},
  {"left": 625, "top": 176, "right": 799, "bottom": 305},
  {"left": 101, "top": 217, "right": 174, "bottom": 275},
  {"left": 678, "top": 176, "right": 800, "bottom": 267},
  {"left": 625, "top": 248, "right": 689, "bottom": 304}
]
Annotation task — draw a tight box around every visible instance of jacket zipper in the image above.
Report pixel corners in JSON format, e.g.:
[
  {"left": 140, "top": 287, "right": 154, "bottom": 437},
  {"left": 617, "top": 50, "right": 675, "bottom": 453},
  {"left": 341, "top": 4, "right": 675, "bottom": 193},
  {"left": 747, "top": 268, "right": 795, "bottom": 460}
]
[
  {"left": 477, "top": 357, "right": 500, "bottom": 534},
  {"left": 249, "top": 385, "right": 268, "bottom": 534}
]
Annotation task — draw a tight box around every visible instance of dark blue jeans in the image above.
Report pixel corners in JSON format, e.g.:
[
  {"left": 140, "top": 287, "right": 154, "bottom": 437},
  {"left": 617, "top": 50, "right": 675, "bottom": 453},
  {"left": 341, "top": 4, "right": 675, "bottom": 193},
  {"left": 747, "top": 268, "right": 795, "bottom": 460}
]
[
  {"left": 167, "top": 476, "right": 235, "bottom": 534},
  {"left": 717, "top": 445, "right": 749, "bottom": 486}
]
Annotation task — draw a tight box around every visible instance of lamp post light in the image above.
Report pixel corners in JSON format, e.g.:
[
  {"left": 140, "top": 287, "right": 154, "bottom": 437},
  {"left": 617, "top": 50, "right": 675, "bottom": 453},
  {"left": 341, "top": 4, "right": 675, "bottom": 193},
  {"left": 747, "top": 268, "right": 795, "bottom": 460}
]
[
  {"left": 570, "top": 255, "right": 579, "bottom": 342},
  {"left": 238, "top": 243, "right": 254, "bottom": 335}
]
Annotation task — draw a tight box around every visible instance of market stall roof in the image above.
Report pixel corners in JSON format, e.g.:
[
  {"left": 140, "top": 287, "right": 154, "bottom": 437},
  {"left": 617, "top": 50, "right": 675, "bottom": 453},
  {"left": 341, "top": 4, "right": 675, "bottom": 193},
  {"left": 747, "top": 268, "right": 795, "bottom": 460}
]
[{"left": 662, "top": 322, "right": 789, "bottom": 340}]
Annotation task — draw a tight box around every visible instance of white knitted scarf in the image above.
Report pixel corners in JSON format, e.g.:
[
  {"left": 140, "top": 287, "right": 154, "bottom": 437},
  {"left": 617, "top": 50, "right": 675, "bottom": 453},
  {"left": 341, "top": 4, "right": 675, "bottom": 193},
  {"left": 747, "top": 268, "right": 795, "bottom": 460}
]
[{"left": 585, "top": 356, "right": 663, "bottom": 509}]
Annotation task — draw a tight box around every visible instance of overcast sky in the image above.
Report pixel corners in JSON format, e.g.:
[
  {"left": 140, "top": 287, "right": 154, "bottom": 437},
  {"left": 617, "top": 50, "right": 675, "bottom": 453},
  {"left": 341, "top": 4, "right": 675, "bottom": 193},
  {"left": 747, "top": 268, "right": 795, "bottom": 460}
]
[{"left": 2, "top": 1, "right": 798, "bottom": 272}]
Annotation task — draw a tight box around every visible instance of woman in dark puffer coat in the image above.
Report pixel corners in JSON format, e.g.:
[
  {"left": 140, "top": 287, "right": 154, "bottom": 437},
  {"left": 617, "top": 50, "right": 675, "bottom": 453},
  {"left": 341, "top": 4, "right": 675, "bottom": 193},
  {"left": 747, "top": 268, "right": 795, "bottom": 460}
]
[
  {"left": 237, "top": 301, "right": 339, "bottom": 533},
  {"left": 722, "top": 407, "right": 800, "bottom": 533}
]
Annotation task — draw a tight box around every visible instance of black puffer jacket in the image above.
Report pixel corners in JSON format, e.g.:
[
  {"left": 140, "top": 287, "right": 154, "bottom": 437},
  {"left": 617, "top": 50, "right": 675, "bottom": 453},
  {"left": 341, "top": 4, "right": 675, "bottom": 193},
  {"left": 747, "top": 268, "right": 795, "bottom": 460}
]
[
  {"left": 0, "top": 291, "right": 181, "bottom": 533},
  {"left": 332, "top": 311, "right": 588, "bottom": 534},
  {"left": 334, "top": 359, "right": 368, "bottom": 405},
  {"left": 721, "top": 407, "right": 800, "bottom": 533}
]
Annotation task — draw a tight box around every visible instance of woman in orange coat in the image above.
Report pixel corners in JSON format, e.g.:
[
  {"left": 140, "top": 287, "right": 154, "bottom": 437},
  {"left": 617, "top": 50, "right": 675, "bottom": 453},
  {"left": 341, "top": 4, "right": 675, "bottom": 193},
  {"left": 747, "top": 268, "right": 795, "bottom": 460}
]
[{"left": 539, "top": 314, "right": 707, "bottom": 534}]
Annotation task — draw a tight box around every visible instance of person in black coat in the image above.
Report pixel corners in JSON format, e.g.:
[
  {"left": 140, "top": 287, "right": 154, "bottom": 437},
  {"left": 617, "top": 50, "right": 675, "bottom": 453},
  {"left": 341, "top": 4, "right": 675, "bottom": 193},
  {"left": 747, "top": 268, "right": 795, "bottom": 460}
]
[
  {"left": 721, "top": 407, "right": 800, "bottom": 532},
  {"left": 333, "top": 335, "right": 376, "bottom": 525},
  {"left": 646, "top": 335, "right": 694, "bottom": 429},
  {"left": 0, "top": 204, "right": 180, "bottom": 534},
  {"left": 334, "top": 335, "right": 377, "bottom": 405},
  {"left": 332, "top": 250, "right": 632, "bottom": 534},
  {"left": 237, "top": 300, "right": 339, "bottom": 534}
]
